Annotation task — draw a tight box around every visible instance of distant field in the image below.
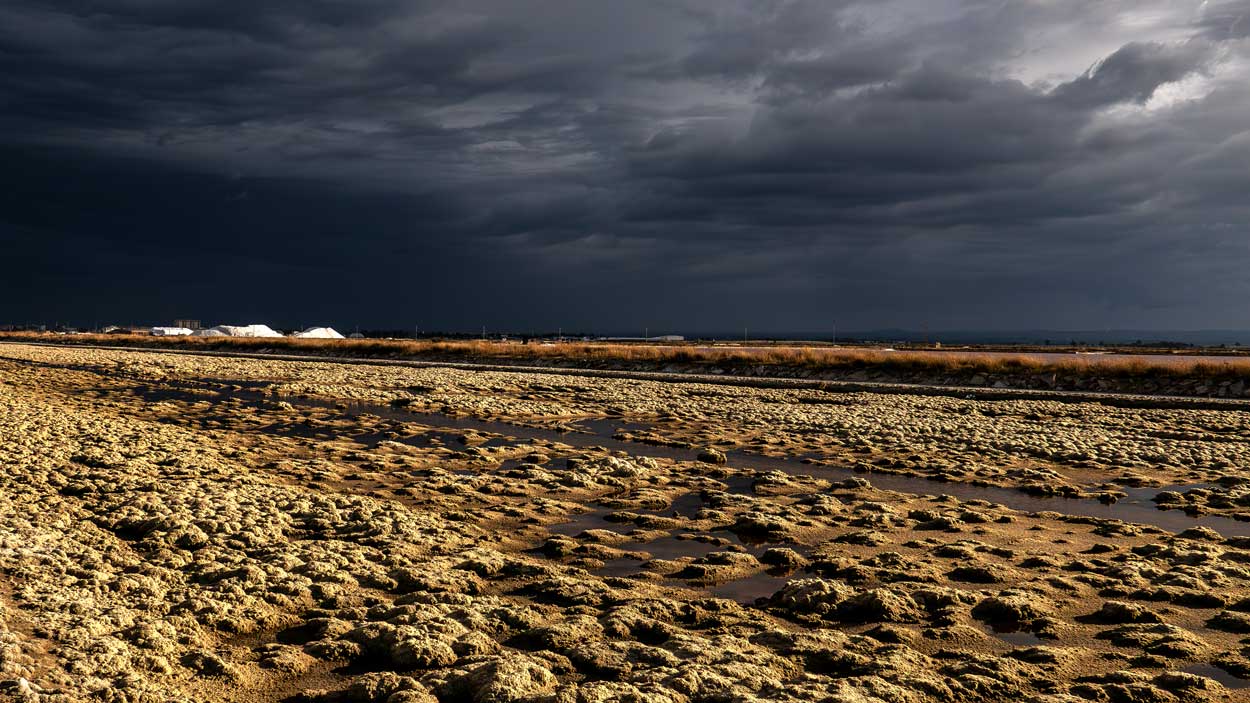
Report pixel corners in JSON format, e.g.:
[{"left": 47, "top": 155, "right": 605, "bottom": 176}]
[{"left": 7, "top": 331, "right": 1250, "bottom": 380}]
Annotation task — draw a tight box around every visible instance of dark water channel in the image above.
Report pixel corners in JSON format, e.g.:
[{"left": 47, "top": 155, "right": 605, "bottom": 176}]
[
  {"left": 394, "top": 411, "right": 1247, "bottom": 538},
  {"left": 325, "top": 400, "right": 1249, "bottom": 538},
  {"left": 132, "top": 379, "right": 1250, "bottom": 539}
]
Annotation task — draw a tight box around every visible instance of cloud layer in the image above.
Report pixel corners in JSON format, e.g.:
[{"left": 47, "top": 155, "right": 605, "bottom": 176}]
[{"left": 2, "top": 0, "right": 1248, "bottom": 331}]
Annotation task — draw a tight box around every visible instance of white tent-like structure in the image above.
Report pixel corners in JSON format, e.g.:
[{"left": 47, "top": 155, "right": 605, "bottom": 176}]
[
  {"left": 151, "top": 327, "right": 193, "bottom": 336},
  {"left": 194, "top": 324, "right": 284, "bottom": 338},
  {"left": 293, "top": 327, "right": 345, "bottom": 339}
]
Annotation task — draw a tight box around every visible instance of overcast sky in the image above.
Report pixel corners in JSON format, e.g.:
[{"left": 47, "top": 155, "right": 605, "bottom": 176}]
[{"left": 3, "top": 0, "right": 1249, "bottom": 333}]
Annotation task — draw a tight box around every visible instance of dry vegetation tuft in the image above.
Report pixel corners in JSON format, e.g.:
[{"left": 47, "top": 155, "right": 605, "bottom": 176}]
[{"left": 5, "top": 332, "right": 1250, "bottom": 381}]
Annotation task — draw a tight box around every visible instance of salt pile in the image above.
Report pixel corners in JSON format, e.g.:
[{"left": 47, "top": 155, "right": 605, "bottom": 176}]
[
  {"left": 293, "top": 327, "right": 345, "bottom": 339},
  {"left": 194, "top": 324, "right": 284, "bottom": 338}
]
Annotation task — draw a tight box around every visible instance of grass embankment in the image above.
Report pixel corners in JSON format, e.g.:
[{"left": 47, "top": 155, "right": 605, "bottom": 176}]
[{"left": 5, "top": 332, "right": 1250, "bottom": 382}]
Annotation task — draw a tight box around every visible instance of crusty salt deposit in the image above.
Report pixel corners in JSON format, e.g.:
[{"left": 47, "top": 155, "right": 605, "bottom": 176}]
[{"left": 2, "top": 341, "right": 1250, "bottom": 702}]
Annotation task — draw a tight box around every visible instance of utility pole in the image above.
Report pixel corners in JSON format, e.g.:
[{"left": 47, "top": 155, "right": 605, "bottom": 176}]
[
  {"left": 832, "top": 322, "right": 836, "bottom": 346},
  {"left": 744, "top": 327, "right": 748, "bottom": 343},
  {"left": 481, "top": 325, "right": 486, "bottom": 341}
]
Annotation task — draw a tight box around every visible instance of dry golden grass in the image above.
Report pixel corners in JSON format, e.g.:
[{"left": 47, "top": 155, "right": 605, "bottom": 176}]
[{"left": 5, "top": 332, "right": 1250, "bottom": 380}]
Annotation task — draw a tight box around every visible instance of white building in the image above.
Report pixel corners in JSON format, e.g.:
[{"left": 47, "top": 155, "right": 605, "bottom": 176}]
[{"left": 151, "top": 327, "right": 194, "bottom": 336}]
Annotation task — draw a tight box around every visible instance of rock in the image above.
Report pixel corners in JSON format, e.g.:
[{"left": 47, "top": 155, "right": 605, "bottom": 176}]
[
  {"left": 673, "top": 551, "right": 761, "bottom": 582},
  {"left": 459, "top": 551, "right": 507, "bottom": 577},
  {"left": 971, "top": 591, "right": 1054, "bottom": 629},
  {"left": 769, "top": 578, "right": 857, "bottom": 617},
  {"left": 1212, "top": 651, "right": 1250, "bottom": 679},
  {"left": 1208, "top": 610, "right": 1250, "bottom": 633},
  {"left": 730, "top": 513, "right": 797, "bottom": 542},
  {"left": 1153, "top": 491, "right": 1185, "bottom": 505},
  {"left": 450, "top": 631, "right": 499, "bottom": 658},
  {"left": 837, "top": 588, "right": 924, "bottom": 623},
  {"left": 833, "top": 530, "right": 889, "bottom": 547},
  {"left": 344, "top": 673, "right": 433, "bottom": 703},
  {"left": 389, "top": 566, "right": 482, "bottom": 595},
  {"left": 696, "top": 448, "right": 727, "bottom": 465},
  {"left": 760, "top": 547, "right": 808, "bottom": 570},
  {"left": 1152, "top": 670, "right": 1222, "bottom": 693},
  {"left": 258, "top": 644, "right": 316, "bottom": 674},
  {"left": 862, "top": 624, "right": 915, "bottom": 644},
  {"left": 1178, "top": 526, "right": 1222, "bottom": 541},
  {"left": 440, "top": 653, "right": 558, "bottom": 703},
  {"left": 516, "top": 577, "right": 615, "bottom": 607},
  {"left": 180, "top": 650, "right": 237, "bottom": 679},
  {"left": 509, "top": 616, "right": 604, "bottom": 652},
  {"left": 1007, "top": 646, "right": 1067, "bottom": 665},
  {"left": 915, "top": 516, "right": 964, "bottom": 532},
  {"left": 538, "top": 536, "right": 579, "bottom": 557},
  {"left": 390, "top": 634, "right": 459, "bottom": 670},
  {"left": 948, "top": 564, "right": 1008, "bottom": 584},
  {"left": 573, "top": 681, "right": 687, "bottom": 703},
  {"left": 1096, "top": 624, "right": 1210, "bottom": 659}
]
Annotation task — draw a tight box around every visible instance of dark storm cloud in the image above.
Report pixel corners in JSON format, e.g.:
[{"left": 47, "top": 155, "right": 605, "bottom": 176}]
[
  {"left": 1051, "top": 41, "right": 1216, "bottom": 108},
  {"left": 1197, "top": 0, "right": 1250, "bottom": 39},
  {"left": 2, "top": 0, "right": 1250, "bottom": 331},
  {"left": 668, "top": 1, "right": 859, "bottom": 80}
]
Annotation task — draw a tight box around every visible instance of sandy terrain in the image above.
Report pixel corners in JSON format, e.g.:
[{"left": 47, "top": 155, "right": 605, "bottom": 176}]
[{"left": 3, "top": 342, "right": 1250, "bottom": 702}]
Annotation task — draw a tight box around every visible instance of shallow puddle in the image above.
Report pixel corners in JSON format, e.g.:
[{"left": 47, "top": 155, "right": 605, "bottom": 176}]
[
  {"left": 381, "top": 407, "right": 1250, "bottom": 537},
  {"left": 646, "top": 491, "right": 705, "bottom": 519},
  {"left": 1181, "top": 663, "right": 1250, "bottom": 690},
  {"left": 981, "top": 624, "right": 1045, "bottom": 648},
  {"left": 1119, "top": 483, "right": 1215, "bottom": 502},
  {"left": 573, "top": 418, "right": 652, "bottom": 437},
  {"left": 597, "top": 556, "right": 648, "bottom": 578},
  {"left": 709, "top": 571, "right": 796, "bottom": 604},
  {"left": 546, "top": 507, "right": 617, "bottom": 537},
  {"left": 96, "top": 374, "right": 1250, "bottom": 538}
]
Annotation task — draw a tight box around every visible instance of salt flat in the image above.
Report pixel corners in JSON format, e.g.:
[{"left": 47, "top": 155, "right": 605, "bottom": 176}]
[{"left": 2, "top": 343, "right": 1250, "bottom": 702}]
